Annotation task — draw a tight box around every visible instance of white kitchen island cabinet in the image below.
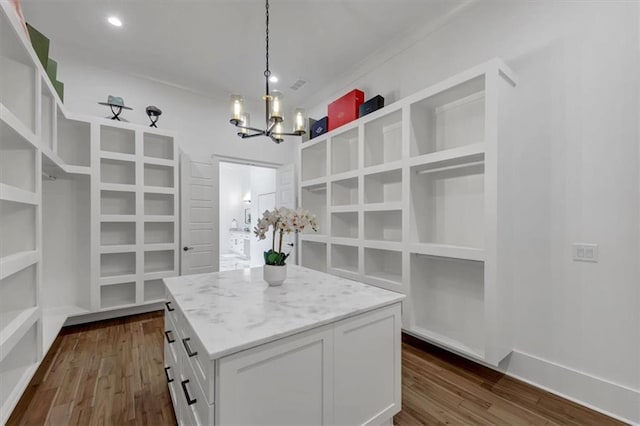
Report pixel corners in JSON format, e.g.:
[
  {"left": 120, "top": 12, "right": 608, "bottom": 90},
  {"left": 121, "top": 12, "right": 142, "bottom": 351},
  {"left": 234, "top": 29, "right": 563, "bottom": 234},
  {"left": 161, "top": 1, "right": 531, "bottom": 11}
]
[{"left": 163, "top": 265, "right": 404, "bottom": 426}]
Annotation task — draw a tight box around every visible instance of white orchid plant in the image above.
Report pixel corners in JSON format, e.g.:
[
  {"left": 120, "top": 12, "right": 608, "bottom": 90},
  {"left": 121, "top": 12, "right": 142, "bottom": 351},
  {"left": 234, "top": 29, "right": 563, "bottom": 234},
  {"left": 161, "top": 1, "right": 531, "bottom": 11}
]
[{"left": 254, "top": 207, "right": 319, "bottom": 266}]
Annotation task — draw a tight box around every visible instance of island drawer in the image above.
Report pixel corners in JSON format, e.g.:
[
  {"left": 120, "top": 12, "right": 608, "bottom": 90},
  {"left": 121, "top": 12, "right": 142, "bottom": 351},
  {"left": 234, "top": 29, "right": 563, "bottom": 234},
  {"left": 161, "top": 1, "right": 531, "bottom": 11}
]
[
  {"left": 164, "top": 291, "right": 179, "bottom": 326},
  {"left": 180, "top": 350, "right": 214, "bottom": 426},
  {"left": 164, "top": 343, "right": 178, "bottom": 408},
  {"left": 179, "top": 312, "right": 215, "bottom": 404},
  {"left": 164, "top": 312, "right": 179, "bottom": 365}
]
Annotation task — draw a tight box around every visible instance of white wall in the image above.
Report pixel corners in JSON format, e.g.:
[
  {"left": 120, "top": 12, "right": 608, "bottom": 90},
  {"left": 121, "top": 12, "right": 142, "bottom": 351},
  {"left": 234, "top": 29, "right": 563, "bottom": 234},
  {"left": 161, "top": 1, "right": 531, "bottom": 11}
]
[
  {"left": 51, "top": 46, "right": 296, "bottom": 165},
  {"left": 304, "top": 1, "right": 639, "bottom": 422},
  {"left": 250, "top": 166, "right": 277, "bottom": 267},
  {"left": 219, "top": 162, "right": 251, "bottom": 255}
]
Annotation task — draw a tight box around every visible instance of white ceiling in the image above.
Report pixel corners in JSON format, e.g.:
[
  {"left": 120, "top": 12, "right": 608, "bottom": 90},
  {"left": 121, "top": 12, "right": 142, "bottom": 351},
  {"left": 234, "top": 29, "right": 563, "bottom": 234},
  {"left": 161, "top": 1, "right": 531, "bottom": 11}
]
[{"left": 22, "top": 0, "right": 466, "bottom": 108}]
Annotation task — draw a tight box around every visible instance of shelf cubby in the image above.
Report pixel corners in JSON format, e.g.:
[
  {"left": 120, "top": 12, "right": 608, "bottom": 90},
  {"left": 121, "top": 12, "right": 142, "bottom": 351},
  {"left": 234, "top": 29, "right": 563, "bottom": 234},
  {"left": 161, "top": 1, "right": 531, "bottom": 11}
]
[
  {"left": 300, "top": 183, "right": 326, "bottom": 234},
  {"left": 300, "top": 241, "right": 327, "bottom": 273},
  {"left": 100, "top": 252, "right": 136, "bottom": 278},
  {"left": 144, "top": 250, "right": 175, "bottom": 274},
  {"left": 100, "top": 158, "right": 136, "bottom": 185},
  {"left": 101, "top": 190, "right": 136, "bottom": 215},
  {"left": 364, "top": 210, "right": 402, "bottom": 242},
  {"left": 364, "top": 248, "right": 402, "bottom": 284},
  {"left": 144, "top": 279, "right": 165, "bottom": 302},
  {"left": 0, "top": 122, "right": 36, "bottom": 192},
  {"left": 0, "top": 201, "right": 35, "bottom": 258},
  {"left": 144, "top": 193, "right": 174, "bottom": 216},
  {"left": 40, "top": 84, "right": 54, "bottom": 150},
  {"left": 0, "top": 265, "right": 37, "bottom": 326},
  {"left": 331, "top": 177, "right": 358, "bottom": 206},
  {"left": 331, "top": 212, "right": 358, "bottom": 239},
  {"left": 57, "top": 114, "right": 90, "bottom": 167},
  {"left": 0, "top": 55, "right": 36, "bottom": 134},
  {"left": 0, "top": 320, "right": 38, "bottom": 410},
  {"left": 100, "top": 282, "right": 136, "bottom": 309},
  {"left": 144, "top": 133, "right": 173, "bottom": 160},
  {"left": 144, "top": 163, "right": 174, "bottom": 188},
  {"left": 410, "top": 162, "right": 484, "bottom": 249},
  {"left": 364, "top": 109, "right": 402, "bottom": 167},
  {"left": 330, "top": 244, "right": 359, "bottom": 274},
  {"left": 331, "top": 128, "right": 358, "bottom": 174},
  {"left": 100, "top": 125, "right": 135, "bottom": 155},
  {"left": 301, "top": 140, "right": 327, "bottom": 181},
  {"left": 410, "top": 76, "right": 485, "bottom": 157},
  {"left": 144, "top": 222, "right": 174, "bottom": 244},
  {"left": 410, "top": 253, "right": 484, "bottom": 356},
  {"left": 364, "top": 169, "right": 402, "bottom": 204},
  {"left": 100, "top": 222, "right": 136, "bottom": 246}
]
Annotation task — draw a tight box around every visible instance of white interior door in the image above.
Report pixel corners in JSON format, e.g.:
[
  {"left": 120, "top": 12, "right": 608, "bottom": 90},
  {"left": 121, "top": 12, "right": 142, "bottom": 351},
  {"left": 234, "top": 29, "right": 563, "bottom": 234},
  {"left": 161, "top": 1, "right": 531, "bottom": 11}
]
[
  {"left": 276, "top": 164, "right": 297, "bottom": 264},
  {"left": 180, "top": 152, "right": 218, "bottom": 274}
]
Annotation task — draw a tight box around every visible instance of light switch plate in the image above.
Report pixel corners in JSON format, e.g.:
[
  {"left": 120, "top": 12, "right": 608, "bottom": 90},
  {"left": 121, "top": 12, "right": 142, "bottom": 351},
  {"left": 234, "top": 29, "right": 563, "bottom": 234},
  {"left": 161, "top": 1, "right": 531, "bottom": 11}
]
[{"left": 573, "top": 243, "right": 599, "bottom": 263}]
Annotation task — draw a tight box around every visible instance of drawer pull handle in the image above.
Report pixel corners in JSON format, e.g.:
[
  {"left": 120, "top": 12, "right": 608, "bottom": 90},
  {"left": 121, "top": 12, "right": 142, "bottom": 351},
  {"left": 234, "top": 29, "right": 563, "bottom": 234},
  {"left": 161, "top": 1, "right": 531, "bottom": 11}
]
[
  {"left": 164, "top": 330, "right": 175, "bottom": 344},
  {"left": 181, "top": 379, "right": 197, "bottom": 405},
  {"left": 182, "top": 337, "right": 198, "bottom": 357},
  {"left": 164, "top": 366, "right": 174, "bottom": 383},
  {"left": 165, "top": 301, "right": 175, "bottom": 312}
]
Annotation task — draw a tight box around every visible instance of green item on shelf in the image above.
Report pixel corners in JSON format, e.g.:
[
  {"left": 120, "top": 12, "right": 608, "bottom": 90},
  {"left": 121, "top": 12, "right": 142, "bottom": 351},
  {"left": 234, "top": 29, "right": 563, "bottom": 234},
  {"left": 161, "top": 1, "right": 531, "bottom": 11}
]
[
  {"left": 46, "top": 58, "right": 57, "bottom": 83},
  {"left": 53, "top": 80, "right": 64, "bottom": 102},
  {"left": 26, "top": 23, "right": 49, "bottom": 68}
]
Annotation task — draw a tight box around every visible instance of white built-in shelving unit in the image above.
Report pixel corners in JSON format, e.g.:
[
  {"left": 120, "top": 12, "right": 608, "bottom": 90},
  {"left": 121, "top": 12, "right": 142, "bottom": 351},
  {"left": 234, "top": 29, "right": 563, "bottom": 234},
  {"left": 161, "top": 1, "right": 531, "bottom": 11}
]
[
  {"left": 299, "top": 59, "right": 517, "bottom": 366},
  {"left": 0, "top": 5, "right": 179, "bottom": 422}
]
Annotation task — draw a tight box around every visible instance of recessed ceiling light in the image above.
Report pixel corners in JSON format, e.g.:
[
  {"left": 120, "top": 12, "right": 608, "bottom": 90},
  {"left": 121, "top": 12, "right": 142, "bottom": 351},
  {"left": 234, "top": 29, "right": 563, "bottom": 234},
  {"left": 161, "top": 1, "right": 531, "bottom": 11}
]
[
  {"left": 107, "top": 16, "right": 123, "bottom": 27},
  {"left": 269, "top": 75, "right": 278, "bottom": 83}
]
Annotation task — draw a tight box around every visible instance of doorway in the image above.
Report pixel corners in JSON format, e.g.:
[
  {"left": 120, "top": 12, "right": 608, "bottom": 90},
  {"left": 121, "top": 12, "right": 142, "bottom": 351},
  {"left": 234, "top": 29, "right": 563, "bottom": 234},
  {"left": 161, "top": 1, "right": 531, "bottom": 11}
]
[{"left": 219, "top": 162, "right": 277, "bottom": 271}]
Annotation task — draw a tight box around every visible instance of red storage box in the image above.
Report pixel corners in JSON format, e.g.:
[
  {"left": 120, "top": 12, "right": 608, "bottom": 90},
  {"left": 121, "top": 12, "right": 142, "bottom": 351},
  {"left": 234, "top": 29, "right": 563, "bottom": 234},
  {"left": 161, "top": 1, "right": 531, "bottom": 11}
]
[{"left": 328, "top": 89, "right": 364, "bottom": 131}]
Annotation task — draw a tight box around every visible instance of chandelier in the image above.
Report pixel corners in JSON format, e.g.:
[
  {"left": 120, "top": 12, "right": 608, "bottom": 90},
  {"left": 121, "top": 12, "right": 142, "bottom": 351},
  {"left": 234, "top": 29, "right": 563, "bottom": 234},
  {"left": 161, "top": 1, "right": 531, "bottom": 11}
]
[{"left": 229, "top": 0, "right": 306, "bottom": 143}]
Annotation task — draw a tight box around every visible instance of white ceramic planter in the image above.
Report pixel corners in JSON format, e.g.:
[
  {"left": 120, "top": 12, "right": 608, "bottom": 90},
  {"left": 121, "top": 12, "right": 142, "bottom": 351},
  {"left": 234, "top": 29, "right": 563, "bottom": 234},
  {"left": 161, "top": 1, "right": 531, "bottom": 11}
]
[{"left": 263, "top": 264, "right": 287, "bottom": 286}]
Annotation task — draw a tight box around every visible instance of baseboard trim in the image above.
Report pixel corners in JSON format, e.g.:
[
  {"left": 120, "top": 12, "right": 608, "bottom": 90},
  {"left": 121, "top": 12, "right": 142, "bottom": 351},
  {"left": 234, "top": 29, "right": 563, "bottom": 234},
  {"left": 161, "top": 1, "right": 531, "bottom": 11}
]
[
  {"left": 63, "top": 303, "right": 164, "bottom": 326},
  {"left": 503, "top": 350, "right": 640, "bottom": 425}
]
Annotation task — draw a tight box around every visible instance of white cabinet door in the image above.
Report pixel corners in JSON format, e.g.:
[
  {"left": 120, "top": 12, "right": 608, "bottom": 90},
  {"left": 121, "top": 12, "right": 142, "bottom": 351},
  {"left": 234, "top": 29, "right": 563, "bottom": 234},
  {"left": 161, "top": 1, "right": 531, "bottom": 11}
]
[
  {"left": 217, "top": 327, "right": 334, "bottom": 426},
  {"left": 333, "top": 304, "right": 402, "bottom": 425}
]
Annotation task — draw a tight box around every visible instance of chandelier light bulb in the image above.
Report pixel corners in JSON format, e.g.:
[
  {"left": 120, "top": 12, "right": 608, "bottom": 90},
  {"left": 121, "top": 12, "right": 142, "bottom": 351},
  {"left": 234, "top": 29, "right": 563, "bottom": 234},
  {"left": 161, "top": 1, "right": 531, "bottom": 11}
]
[
  {"left": 230, "top": 95, "right": 244, "bottom": 123},
  {"left": 293, "top": 108, "right": 306, "bottom": 133}
]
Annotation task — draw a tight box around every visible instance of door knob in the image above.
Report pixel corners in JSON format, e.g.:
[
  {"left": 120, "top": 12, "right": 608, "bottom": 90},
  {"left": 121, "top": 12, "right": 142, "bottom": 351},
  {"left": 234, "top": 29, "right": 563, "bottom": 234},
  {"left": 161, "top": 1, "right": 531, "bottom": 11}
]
[{"left": 183, "top": 246, "right": 194, "bottom": 251}]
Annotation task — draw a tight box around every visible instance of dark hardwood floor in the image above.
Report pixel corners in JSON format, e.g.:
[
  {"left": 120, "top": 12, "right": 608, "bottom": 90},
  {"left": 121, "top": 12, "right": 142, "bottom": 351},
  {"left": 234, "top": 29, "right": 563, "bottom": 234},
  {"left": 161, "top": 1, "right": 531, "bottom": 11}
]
[{"left": 8, "top": 311, "right": 625, "bottom": 425}]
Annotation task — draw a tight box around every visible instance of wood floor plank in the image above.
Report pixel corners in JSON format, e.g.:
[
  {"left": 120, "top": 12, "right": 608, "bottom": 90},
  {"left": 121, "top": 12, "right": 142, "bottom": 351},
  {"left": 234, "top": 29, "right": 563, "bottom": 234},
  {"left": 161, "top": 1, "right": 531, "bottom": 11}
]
[{"left": 7, "top": 312, "right": 626, "bottom": 426}]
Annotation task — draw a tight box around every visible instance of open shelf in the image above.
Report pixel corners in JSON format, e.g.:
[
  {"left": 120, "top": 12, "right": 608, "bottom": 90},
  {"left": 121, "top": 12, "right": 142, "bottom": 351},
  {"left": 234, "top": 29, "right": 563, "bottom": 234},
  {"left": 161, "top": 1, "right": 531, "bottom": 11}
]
[
  {"left": 0, "top": 45, "right": 36, "bottom": 135},
  {"left": 101, "top": 222, "right": 136, "bottom": 246},
  {"left": 57, "top": 114, "right": 91, "bottom": 167},
  {"left": 300, "top": 183, "right": 326, "bottom": 235},
  {"left": 0, "top": 200, "right": 35, "bottom": 258},
  {"left": 101, "top": 158, "right": 136, "bottom": 185},
  {"left": 144, "top": 133, "right": 173, "bottom": 160},
  {"left": 100, "top": 282, "right": 136, "bottom": 309},
  {"left": 330, "top": 244, "right": 359, "bottom": 274},
  {"left": 300, "top": 241, "right": 327, "bottom": 273},
  {"left": 364, "top": 168, "right": 402, "bottom": 204},
  {"left": 0, "top": 319, "right": 38, "bottom": 414},
  {"left": 144, "top": 222, "right": 174, "bottom": 244},
  {"left": 331, "top": 177, "right": 358, "bottom": 206},
  {"left": 364, "top": 248, "right": 402, "bottom": 285},
  {"left": 0, "top": 120, "right": 36, "bottom": 192},
  {"left": 144, "top": 193, "right": 174, "bottom": 216},
  {"left": 101, "top": 125, "right": 135, "bottom": 155},
  {"left": 101, "top": 190, "right": 136, "bottom": 215},
  {"left": 410, "top": 161, "right": 484, "bottom": 248},
  {"left": 144, "top": 250, "right": 175, "bottom": 274},
  {"left": 331, "top": 212, "right": 358, "bottom": 239},
  {"left": 100, "top": 252, "right": 136, "bottom": 278},
  {"left": 144, "top": 279, "right": 165, "bottom": 302},
  {"left": 40, "top": 82, "right": 54, "bottom": 150},
  {"left": 144, "top": 163, "right": 174, "bottom": 188},
  {"left": 410, "top": 253, "right": 485, "bottom": 357},
  {"left": 331, "top": 128, "right": 358, "bottom": 174},
  {"left": 301, "top": 140, "right": 327, "bottom": 181},
  {"left": 0, "top": 265, "right": 37, "bottom": 334},
  {"left": 364, "top": 210, "right": 402, "bottom": 242},
  {"left": 410, "top": 76, "right": 485, "bottom": 157},
  {"left": 364, "top": 109, "right": 402, "bottom": 167}
]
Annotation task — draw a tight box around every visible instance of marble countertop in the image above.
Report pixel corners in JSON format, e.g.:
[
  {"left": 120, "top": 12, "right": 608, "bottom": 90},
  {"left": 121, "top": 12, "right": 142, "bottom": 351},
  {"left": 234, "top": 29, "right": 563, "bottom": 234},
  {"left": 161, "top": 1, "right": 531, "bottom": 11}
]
[{"left": 163, "top": 265, "right": 404, "bottom": 360}]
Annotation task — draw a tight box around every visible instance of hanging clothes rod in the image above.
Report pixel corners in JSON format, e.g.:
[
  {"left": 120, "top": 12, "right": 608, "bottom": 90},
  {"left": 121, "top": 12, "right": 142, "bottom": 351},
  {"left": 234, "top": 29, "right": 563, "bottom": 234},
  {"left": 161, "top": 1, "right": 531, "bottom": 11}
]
[{"left": 42, "top": 171, "right": 57, "bottom": 181}]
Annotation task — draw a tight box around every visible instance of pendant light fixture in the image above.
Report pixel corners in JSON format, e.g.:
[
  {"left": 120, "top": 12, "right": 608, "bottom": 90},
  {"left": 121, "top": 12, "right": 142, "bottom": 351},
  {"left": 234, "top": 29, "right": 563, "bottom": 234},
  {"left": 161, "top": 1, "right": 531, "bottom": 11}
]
[{"left": 229, "top": 0, "right": 306, "bottom": 143}]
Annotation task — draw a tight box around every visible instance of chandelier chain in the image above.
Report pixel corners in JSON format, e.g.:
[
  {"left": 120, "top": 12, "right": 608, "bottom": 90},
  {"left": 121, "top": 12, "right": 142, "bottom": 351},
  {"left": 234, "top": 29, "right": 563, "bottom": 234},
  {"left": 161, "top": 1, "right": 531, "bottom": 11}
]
[{"left": 264, "top": 0, "right": 270, "bottom": 77}]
